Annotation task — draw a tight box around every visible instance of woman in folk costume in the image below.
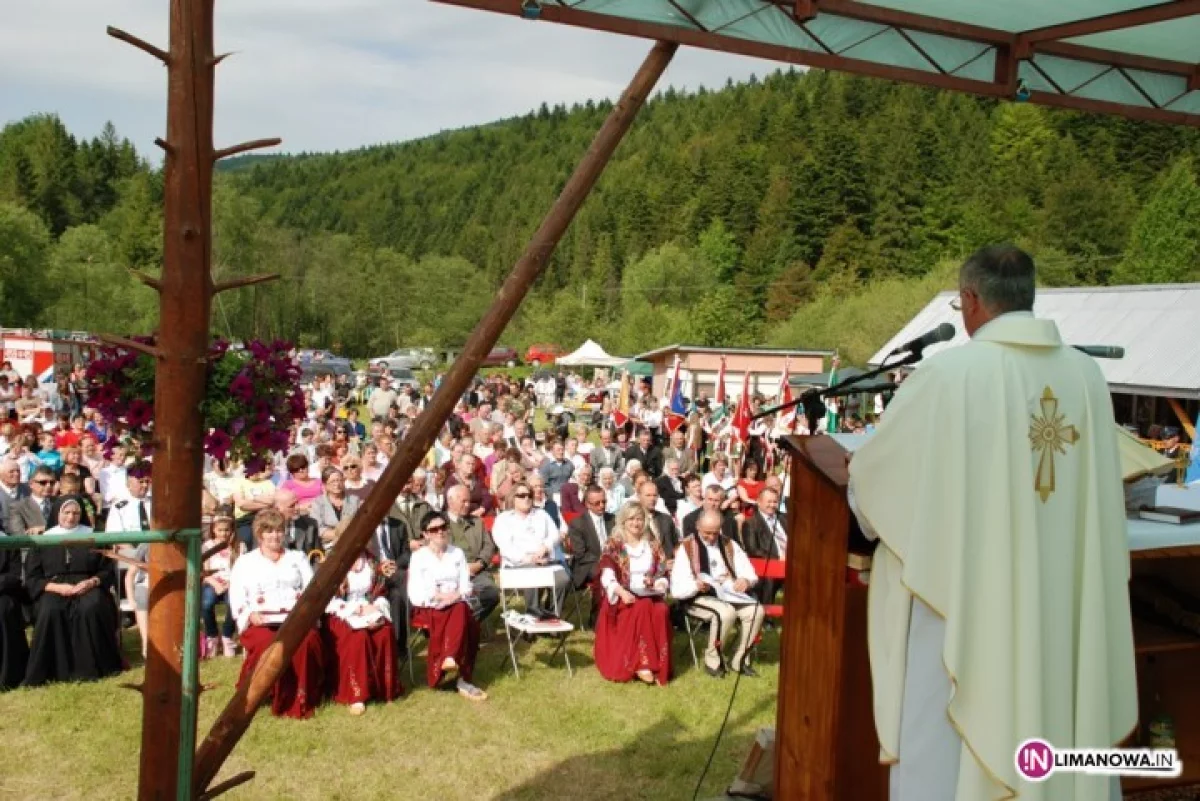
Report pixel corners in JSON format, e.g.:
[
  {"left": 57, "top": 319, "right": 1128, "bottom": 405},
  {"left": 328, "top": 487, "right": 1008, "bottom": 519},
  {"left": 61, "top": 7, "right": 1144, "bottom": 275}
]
[
  {"left": 24, "top": 497, "right": 125, "bottom": 686},
  {"left": 323, "top": 546, "right": 403, "bottom": 715},
  {"left": 406, "top": 510, "right": 487, "bottom": 701},
  {"left": 593, "top": 502, "right": 673, "bottom": 686},
  {"left": 229, "top": 509, "right": 326, "bottom": 719}
]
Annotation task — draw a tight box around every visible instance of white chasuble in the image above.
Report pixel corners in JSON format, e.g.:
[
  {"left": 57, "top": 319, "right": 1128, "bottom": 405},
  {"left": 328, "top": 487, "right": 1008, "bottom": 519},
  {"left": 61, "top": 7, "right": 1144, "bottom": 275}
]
[{"left": 848, "top": 313, "right": 1137, "bottom": 801}]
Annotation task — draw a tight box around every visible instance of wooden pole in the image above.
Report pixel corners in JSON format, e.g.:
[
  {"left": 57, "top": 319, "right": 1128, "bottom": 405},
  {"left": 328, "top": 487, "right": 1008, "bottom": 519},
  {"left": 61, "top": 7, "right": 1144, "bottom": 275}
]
[
  {"left": 192, "top": 39, "right": 679, "bottom": 794},
  {"left": 133, "top": 1, "right": 215, "bottom": 797}
]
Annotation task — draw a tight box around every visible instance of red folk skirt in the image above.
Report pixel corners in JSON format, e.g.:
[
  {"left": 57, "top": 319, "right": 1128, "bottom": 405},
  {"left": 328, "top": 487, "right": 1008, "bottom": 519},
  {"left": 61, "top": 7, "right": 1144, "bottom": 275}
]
[
  {"left": 594, "top": 595, "right": 673, "bottom": 685},
  {"left": 323, "top": 616, "right": 403, "bottom": 706},
  {"left": 238, "top": 625, "right": 326, "bottom": 719},
  {"left": 411, "top": 602, "right": 479, "bottom": 688}
]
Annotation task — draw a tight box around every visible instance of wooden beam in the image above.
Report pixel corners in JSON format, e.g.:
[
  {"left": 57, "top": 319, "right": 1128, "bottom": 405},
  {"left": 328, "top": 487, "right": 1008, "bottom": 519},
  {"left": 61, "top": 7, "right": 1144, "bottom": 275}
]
[
  {"left": 97, "top": 333, "right": 163, "bottom": 359},
  {"left": 212, "top": 273, "right": 280, "bottom": 294},
  {"left": 433, "top": 0, "right": 1200, "bottom": 128},
  {"left": 213, "top": 137, "right": 282, "bottom": 162},
  {"left": 794, "top": 0, "right": 817, "bottom": 23},
  {"left": 137, "top": 0, "right": 217, "bottom": 795},
  {"left": 191, "top": 39, "right": 680, "bottom": 793},
  {"left": 1190, "top": 65, "right": 1200, "bottom": 92},
  {"left": 127, "top": 268, "right": 163, "bottom": 292},
  {"left": 1167, "top": 397, "right": 1197, "bottom": 440},
  {"left": 1018, "top": 0, "right": 1200, "bottom": 45},
  {"left": 434, "top": 0, "right": 1012, "bottom": 99},
  {"left": 106, "top": 25, "right": 170, "bottom": 65}
]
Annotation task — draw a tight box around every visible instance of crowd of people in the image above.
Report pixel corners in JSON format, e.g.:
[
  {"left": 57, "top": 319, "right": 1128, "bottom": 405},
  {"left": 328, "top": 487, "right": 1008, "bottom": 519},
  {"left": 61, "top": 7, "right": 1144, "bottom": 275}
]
[{"left": 0, "top": 358, "right": 826, "bottom": 715}]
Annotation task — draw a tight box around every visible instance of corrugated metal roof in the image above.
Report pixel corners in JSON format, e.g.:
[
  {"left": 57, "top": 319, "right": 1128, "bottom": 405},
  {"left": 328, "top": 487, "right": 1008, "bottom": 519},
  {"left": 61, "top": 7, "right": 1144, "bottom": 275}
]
[{"left": 868, "top": 283, "right": 1200, "bottom": 398}]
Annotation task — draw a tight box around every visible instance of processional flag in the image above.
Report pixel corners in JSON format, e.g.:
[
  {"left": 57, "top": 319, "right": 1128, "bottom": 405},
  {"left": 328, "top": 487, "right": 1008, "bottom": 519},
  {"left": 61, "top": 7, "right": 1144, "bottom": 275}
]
[
  {"left": 665, "top": 355, "right": 688, "bottom": 435},
  {"left": 731, "top": 370, "right": 752, "bottom": 444}
]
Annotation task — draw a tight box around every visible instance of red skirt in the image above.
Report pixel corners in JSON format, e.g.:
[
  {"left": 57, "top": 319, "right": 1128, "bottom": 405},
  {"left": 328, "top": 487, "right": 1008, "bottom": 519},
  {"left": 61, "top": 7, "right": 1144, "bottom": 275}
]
[
  {"left": 594, "top": 594, "right": 672, "bottom": 685},
  {"left": 323, "top": 616, "right": 403, "bottom": 705},
  {"left": 238, "top": 625, "right": 326, "bottom": 719},
  {"left": 411, "top": 602, "right": 479, "bottom": 688}
]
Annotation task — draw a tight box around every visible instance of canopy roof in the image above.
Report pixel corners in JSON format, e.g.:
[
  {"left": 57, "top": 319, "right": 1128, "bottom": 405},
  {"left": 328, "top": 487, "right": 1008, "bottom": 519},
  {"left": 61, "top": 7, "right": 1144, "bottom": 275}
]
[
  {"left": 556, "top": 338, "right": 630, "bottom": 366},
  {"left": 435, "top": 0, "right": 1200, "bottom": 128},
  {"left": 869, "top": 283, "right": 1200, "bottom": 399}
]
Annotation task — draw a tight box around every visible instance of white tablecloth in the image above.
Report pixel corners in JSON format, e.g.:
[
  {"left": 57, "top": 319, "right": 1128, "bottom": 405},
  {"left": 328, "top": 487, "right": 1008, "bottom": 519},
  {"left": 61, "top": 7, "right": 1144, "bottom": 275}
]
[
  {"left": 1155, "top": 483, "right": 1200, "bottom": 512},
  {"left": 1127, "top": 517, "right": 1200, "bottom": 551}
]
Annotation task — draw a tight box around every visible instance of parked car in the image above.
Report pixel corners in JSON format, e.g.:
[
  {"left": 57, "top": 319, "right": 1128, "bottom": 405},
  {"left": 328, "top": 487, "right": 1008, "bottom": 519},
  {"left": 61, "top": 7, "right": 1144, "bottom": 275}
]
[
  {"left": 524, "top": 343, "right": 563, "bottom": 367},
  {"left": 369, "top": 347, "right": 437, "bottom": 372},
  {"left": 379, "top": 366, "right": 420, "bottom": 391},
  {"left": 296, "top": 348, "right": 353, "bottom": 378},
  {"left": 480, "top": 346, "right": 520, "bottom": 368}
]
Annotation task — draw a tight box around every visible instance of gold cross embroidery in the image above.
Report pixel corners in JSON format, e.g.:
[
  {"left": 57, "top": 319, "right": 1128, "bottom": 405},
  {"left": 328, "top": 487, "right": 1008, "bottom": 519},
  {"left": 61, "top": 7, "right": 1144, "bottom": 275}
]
[{"left": 1029, "top": 386, "right": 1080, "bottom": 502}]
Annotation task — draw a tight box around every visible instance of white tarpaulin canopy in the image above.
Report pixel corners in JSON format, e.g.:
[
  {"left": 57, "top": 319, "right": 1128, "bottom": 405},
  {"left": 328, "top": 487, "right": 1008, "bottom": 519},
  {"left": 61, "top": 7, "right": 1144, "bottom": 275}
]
[{"left": 556, "top": 339, "right": 629, "bottom": 367}]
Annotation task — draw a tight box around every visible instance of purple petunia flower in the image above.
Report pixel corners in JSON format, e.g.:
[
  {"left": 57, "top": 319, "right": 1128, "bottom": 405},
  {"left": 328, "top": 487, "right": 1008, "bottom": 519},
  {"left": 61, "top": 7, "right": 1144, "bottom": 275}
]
[
  {"left": 126, "top": 398, "right": 153, "bottom": 428},
  {"left": 229, "top": 416, "right": 246, "bottom": 436},
  {"left": 247, "top": 423, "right": 273, "bottom": 450},
  {"left": 230, "top": 372, "right": 255, "bottom": 403},
  {"left": 204, "top": 429, "right": 232, "bottom": 460}
]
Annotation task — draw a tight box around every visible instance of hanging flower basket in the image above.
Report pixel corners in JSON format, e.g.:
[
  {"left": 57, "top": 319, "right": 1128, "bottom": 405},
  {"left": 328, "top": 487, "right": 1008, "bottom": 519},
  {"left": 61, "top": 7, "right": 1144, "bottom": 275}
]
[{"left": 85, "top": 337, "right": 304, "bottom": 475}]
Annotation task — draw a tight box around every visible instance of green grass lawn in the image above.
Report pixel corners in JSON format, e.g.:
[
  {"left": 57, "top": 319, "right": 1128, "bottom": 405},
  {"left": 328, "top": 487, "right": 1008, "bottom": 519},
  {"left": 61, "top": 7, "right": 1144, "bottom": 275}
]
[{"left": 0, "top": 623, "right": 779, "bottom": 800}]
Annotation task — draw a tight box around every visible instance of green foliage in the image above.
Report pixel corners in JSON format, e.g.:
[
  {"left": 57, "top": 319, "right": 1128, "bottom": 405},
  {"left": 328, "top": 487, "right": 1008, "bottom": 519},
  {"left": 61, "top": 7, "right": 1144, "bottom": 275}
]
[
  {"left": 3, "top": 69, "right": 1200, "bottom": 363},
  {"left": 1114, "top": 157, "right": 1200, "bottom": 284}
]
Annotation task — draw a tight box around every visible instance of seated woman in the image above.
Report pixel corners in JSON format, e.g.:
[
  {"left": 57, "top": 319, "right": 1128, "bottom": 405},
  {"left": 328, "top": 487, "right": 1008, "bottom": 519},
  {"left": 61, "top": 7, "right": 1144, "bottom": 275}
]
[
  {"left": 323, "top": 546, "right": 403, "bottom": 715},
  {"left": 229, "top": 509, "right": 325, "bottom": 719},
  {"left": 24, "top": 497, "right": 124, "bottom": 686},
  {"left": 406, "top": 511, "right": 487, "bottom": 702},
  {"left": 594, "top": 503, "right": 673, "bottom": 686},
  {"left": 278, "top": 453, "right": 323, "bottom": 514},
  {"left": 202, "top": 510, "right": 243, "bottom": 659},
  {"left": 311, "top": 467, "right": 360, "bottom": 552}
]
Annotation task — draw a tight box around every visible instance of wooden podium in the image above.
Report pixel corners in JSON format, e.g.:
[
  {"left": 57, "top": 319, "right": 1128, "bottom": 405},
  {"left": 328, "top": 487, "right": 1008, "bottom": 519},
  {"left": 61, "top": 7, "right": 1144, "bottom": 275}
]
[{"left": 774, "top": 434, "right": 888, "bottom": 801}]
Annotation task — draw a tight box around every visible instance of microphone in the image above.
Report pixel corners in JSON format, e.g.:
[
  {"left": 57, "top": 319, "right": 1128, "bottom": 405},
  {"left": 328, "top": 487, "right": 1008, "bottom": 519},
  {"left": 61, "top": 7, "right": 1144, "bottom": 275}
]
[
  {"left": 889, "top": 322, "right": 955, "bottom": 356},
  {"left": 1073, "top": 345, "right": 1124, "bottom": 359}
]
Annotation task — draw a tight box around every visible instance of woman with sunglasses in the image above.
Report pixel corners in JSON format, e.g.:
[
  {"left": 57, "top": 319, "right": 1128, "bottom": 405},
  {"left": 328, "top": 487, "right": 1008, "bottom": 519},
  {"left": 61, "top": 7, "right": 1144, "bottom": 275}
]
[{"left": 406, "top": 511, "right": 487, "bottom": 701}]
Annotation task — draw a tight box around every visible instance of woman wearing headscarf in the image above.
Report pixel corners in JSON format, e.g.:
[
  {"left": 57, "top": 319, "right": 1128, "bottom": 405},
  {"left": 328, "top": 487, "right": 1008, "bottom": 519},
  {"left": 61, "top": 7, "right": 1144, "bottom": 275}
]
[
  {"left": 593, "top": 503, "right": 673, "bottom": 686},
  {"left": 228, "top": 509, "right": 326, "bottom": 718},
  {"left": 24, "top": 497, "right": 124, "bottom": 686},
  {"left": 323, "top": 544, "right": 403, "bottom": 715}
]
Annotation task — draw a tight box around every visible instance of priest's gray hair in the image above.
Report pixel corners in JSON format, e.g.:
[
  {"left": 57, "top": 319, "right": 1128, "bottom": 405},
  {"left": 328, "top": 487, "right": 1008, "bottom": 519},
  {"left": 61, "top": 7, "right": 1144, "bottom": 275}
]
[{"left": 960, "top": 244, "right": 1035, "bottom": 313}]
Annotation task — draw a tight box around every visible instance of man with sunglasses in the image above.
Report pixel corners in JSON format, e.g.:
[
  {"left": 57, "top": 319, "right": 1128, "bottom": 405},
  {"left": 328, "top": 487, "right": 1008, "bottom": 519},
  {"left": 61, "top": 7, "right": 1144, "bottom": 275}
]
[
  {"left": 492, "top": 482, "right": 569, "bottom": 620},
  {"left": 7, "top": 466, "right": 56, "bottom": 535}
]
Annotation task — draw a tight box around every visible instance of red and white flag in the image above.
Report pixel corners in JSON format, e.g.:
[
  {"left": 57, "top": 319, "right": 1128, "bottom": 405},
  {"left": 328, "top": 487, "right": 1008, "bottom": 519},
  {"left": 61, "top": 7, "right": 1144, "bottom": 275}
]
[
  {"left": 730, "top": 370, "right": 752, "bottom": 444},
  {"left": 777, "top": 357, "right": 796, "bottom": 431}
]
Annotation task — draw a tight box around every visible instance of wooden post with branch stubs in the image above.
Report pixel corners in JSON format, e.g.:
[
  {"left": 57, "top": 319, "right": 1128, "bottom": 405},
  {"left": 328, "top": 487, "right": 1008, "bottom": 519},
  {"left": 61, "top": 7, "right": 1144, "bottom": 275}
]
[
  {"left": 106, "top": 1, "right": 281, "bottom": 797},
  {"left": 192, "top": 39, "right": 679, "bottom": 794}
]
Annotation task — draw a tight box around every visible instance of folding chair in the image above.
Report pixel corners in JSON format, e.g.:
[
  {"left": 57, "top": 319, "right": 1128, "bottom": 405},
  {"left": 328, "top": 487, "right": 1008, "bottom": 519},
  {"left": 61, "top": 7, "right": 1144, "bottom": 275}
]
[
  {"left": 747, "top": 557, "right": 786, "bottom": 622},
  {"left": 496, "top": 566, "right": 574, "bottom": 678},
  {"left": 400, "top": 613, "right": 431, "bottom": 687}
]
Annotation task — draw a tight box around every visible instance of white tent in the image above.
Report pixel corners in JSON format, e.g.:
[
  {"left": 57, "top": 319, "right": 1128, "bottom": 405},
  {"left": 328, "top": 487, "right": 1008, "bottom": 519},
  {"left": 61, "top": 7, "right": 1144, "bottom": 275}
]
[{"left": 556, "top": 339, "right": 629, "bottom": 368}]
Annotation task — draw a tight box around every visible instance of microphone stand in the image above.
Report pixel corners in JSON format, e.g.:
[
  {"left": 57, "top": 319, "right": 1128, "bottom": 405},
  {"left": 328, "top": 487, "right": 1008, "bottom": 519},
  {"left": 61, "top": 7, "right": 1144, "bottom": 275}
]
[{"left": 752, "top": 349, "right": 926, "bottom": 426}]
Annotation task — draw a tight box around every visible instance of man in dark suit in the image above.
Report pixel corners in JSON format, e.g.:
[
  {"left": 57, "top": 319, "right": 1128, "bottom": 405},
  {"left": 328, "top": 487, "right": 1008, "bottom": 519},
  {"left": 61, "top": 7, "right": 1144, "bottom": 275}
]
[
  {"left": 682, "top": 484, "right": 740, "bottom": 542},
  {"left": 446, "top": 484, "right": 500, "bottom": 622},
  {"left": 636, "top": 480, "right": 679, "bottom": 564},
  {"left": 740, "top": 486, "right": 788, "bottom": 604},
  {"left": 567, "top": 485, "right": 612, "bottom": 586},
  {"left": 0, "top": 459, "right": 30, "bottom": 533},
  {"left": 625, "top": 428, "right": 663, "bottom": 478},
  {"left": 391, "top": 471, "right": 433, "bottom": 536},
  {"left": 7, "top": 466, "right": 56, "bottom": 535},
  {"left": 655, "top": 457, "right": 686, "bottom": 517},
  {"left": 274, "top": 489, "right": 320, "bottom": 555},
  {"left": 367, "top": 512, "right": 414, "bottom": 653}
]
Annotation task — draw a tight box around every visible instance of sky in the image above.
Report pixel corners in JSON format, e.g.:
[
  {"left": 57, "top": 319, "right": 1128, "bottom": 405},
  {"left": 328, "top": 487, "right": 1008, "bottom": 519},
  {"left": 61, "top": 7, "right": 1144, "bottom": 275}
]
[{"left": 1, "top": 1, "right": 781, "bottom": 162}]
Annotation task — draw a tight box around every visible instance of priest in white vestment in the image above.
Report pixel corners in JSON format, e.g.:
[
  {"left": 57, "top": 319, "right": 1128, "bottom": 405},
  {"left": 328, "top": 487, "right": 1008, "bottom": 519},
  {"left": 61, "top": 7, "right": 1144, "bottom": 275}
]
[{"left": 847, "top": 245, "right": 1138, "bottom": 801}]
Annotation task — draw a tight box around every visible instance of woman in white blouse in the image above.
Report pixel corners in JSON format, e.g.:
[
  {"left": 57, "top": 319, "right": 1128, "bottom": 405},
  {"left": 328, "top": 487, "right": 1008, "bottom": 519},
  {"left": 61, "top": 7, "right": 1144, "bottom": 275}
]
[
  {"left": 323, "top": 548, "right": 403, "bottom": 715},
  {"left": 491, "top": 482, "right": 569, "bottom": 620},
  {"left": 593, "top": 503, "right": 673, "bottom": 686},
  {"left": 406, "top": 511, "right": 487, "bottom": 701},
  {"left": 228, "top": 509, "right": 326, "bottom": 719}
]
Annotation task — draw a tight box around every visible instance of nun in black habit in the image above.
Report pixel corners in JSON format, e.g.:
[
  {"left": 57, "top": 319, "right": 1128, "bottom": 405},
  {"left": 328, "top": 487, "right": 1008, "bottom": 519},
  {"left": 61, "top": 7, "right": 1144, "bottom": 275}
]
[
  {"left": 24, "top": 496, "right": 125, "bottom": 687},
  {"left": 0, "top": 538, "right": 28, "bottom": 690}
]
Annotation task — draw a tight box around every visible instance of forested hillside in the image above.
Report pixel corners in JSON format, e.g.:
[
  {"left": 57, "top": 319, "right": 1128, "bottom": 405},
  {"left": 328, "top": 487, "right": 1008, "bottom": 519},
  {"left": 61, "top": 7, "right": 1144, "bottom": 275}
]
[{"left": 3, "top": 68, "right": 1200, "bottom": 364}]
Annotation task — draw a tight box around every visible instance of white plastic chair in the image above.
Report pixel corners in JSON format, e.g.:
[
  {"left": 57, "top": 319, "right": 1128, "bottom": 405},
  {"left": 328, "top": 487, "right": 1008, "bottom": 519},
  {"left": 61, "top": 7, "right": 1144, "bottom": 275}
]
[{"left": 497, "top": 566, "right": 574, "bottom": 678}]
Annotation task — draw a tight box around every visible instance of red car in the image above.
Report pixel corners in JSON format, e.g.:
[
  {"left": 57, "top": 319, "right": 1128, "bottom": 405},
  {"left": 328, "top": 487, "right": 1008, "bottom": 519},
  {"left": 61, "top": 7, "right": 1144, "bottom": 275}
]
[
  {"left": 524, "top": 344, "right": 563, "bottom": 366},
  {"left": 480, "top": 346, "right": 520, "bottom": 367}
]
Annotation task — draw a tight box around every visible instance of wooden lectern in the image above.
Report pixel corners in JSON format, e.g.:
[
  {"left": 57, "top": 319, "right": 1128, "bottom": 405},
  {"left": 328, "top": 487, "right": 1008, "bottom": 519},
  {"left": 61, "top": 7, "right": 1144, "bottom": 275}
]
[{"left": 774, "top": 434, "right": 888, "bottom": 801}]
